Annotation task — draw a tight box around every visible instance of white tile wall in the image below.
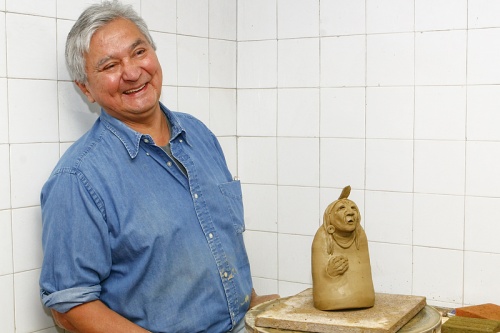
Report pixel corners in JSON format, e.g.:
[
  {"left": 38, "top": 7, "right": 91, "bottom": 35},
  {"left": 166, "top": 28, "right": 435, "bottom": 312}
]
[
  {"left": 3, "top": 1, "right": 500, "bottom": 330},
  {"left": 277, "top": 0, "right": 319, "bottom": 39},
  {"left": 6, "top": 14, "right": 57, "bottom": 80},
  {"left": 413, "top": 247, "right": 463, "bottom": 307},
  {"left": 277, "top": 88, "right": 319, "bottom": 137},
  {"left": 320, "top": 0, "right": 365, "bottom": 36},
  {"left": 0, "top": 209, "right": 13, "bottom": 275},
  {"left": 277, "top": 186, "right": 319, "bottom": 235},
  {"left": 177, "top": 0, "right": 208, "bottom": 37},
  {"left": 209, "top": 0, "right": 236, "bottom": 40},
  {"left": 237, "top": 89, "right": 277, "bottom": 136},
  {"left": 8, "top": 79, "right": 59, "bottom": 143}
]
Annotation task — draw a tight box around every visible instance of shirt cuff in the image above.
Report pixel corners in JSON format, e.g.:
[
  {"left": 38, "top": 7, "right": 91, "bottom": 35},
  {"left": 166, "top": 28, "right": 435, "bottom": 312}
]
[{"left": 41, "top": 285, "right": 101, "bottom": 313}]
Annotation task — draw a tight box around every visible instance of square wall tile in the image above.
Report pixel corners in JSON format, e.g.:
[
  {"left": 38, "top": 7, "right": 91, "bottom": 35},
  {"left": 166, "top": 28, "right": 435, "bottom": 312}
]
[
  {"left": 244, "top": 230, "right": 278, "bottom": 279},
  {"left": 0, "top": 13, "right": 5, "bottom": 77},
  {"left": 7, "top": 14, "right": 56, "bottom": 80},
  {"left": 414, "top": 141, "right": 465, "bottom": 195},
  {"left": 415, "top": 31, "right": 466, "bottom": 85},
  {"left": 252, "top": 277, "right": 279, "bottom": 296},
  {"left": 364, "top": 191, "right": 412, "bottom": 245},
  {"left": 366, "top": 87, "right": 414, "bottom": 139},
  {"left": 10, "top": 143, "right": 60, "bottom": 208},
  {"left": 277, "top": 137, "right": 319, "bottom": 187},
  {"left": 237, "top": 41, "right": 277, "bottom": 88},
  {"left": 237, "top": 89, "right": 277, "bottom": 136},
  {"left": 56, "top": 0, "right": 102, "bottom": 20},
  {"left": 277, "top": 0, "right": 319, "bottom": 39},
  {"left": 209, "top": 88, "right": 236, "bottom": 136},
  {"left": 209, "top": 39, "right": 236, "bottom": 88},
  {"left": 237, "top": 0, "right": 276, "bottom": 41},
  {"left": 366, "top": 139, "right": 413, "bottom": 192},
  {"left": 160, "top": 86, "right": 178, "bottom": 110},
  {"left": 467, "top": 86, "right": 500, "bottom": 141},
  {"left": 238, "top": 137, "right": 277, "bottom": 184},
  {"left": 367, "top": 33, "right": 414, "bottom": 86},
  {"left": 468, "top": 29, "right": 500, "bottom": 85},
  {"left": 0, "top": 0, "right": 4, "bottom": 11},
  {"left": 465, "top": 196, "right": 500, "bottom": 253},
  {"left": 321, "top": 35, "right": 365, "bottom": 87},
  {"left": 278, "top": 280, "right": 311, "bottom": 298},
  {"left": 415, "top": 0, "right": 466, "bottom": 31},
  {"left": 468, "top": 0, "right": 500, "bottom": 29},
  {"left": 58, "top": 81, "right": 100, "bottom": 142},
  {"left": 320, "top": 138, "right": 365, "bottom": 189},
  {"left": 415, "top": 86, "right": 466, "bottom": 140},
  {"left": 466, "top": 141, "right": 500, "bottom": 197},
  {"left": 277, "top": 88, "right": 319, "bottom": 137},
  {"left": 0, "top": 210, "right": 13, "bottom": 275},
  {"left": 56, "top": 19, "right": 73, "bottom": 81},
  {"left": 278, "top": 38, "right": 319, "bottom": 88},
  {"left": 464, "top": 252, "right": 500, "bottom": 305},
  {"left": 9, "top": 79, "right": 58, "bottom": 143},
  {"left": 6, "top": 0, "right": 56, "bottom": 17},
  {"left": 366, "top": 0, "right": 414, "bottom": 33},
  {"left": 12, "top": 207, "right": 43, "bottom": 272},
  {"left": 320, "top": 0, "right": 365, "bottom": 36},
  {"left": 177, "top": 36, "right": 209, "bottom": 87},
  {"left": 320, "top": 87, "right": 365, "bottom": 139},
  {"left": 278, "top": 186, "right": 319, "bottom": 236},
  {"left": 414, "top": 193, "right": 464, "bottom": 250},
  {"left": 0, "top": 145, "right": 11, "bottom": 210},
  {"left": 177, "top": 87, "right": 210, "bottom": 125},
  {"left": 0, "top": 274, "right": 14, "bottom": 333},
  {"left": 369, "top": 242, "right": 412, "bottom": 295},
  {"left": 413, "top": 247, "right": 463, "bottom": 306},
  {"left": 151, "top": 31, "right": 177, "bottom": 86},
  {"left": 141, "top": 0, "right": 176, "bottom": 33},
  {"left": 209, "top": 0, "right": 236, "bottom": 40},
  {"left": 242, "top": 184, "right": 278, "bottom": 232},
  {"left": 278, "top": 234, "right": 313, "bottom": 284},
  {"left": 14, "top": 269, "right": 54, "bottom": 333},
  {"left": 217, "top": 136, "right": 237, "bottom": 176},
  {"left": 177, "top": 0, "right": 208, "bottom": 37},
  {"left": 0, "top": 78, "right": 7, "bottom": 143}
]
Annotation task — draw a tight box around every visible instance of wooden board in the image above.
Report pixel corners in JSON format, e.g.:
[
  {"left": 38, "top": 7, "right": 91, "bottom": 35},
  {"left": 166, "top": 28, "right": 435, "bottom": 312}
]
[{"left": 252, "top": 289, "right": 426, "bottom": 333}]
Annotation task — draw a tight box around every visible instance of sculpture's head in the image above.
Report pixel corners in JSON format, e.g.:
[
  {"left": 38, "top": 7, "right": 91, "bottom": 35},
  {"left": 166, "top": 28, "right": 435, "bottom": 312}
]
[
  {"left": 323, "top": 198, "right": 360, "bottom": 236},
  {"left": 322, "top": 186, "right": 362, "bottom": 254}
]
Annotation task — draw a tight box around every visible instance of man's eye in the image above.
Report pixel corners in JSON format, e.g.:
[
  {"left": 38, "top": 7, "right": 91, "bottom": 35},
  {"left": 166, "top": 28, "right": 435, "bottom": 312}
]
[
  {"left": 103, "top": 64, "right": 115, "bottom": 70},
  {"left": 136, "top": 49, "right": 145, "bottom": 55}
]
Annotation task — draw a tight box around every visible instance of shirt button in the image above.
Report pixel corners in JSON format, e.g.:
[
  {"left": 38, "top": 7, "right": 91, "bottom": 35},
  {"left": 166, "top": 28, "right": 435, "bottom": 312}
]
[
  {"left": 208, "top": 233, "right": 213, "bottom": 239},
  {"left": 223, "top": 272, "right": 228, "bottom": 278},
  {"left": 144, "top": 138, "right": 150, "bottom": 143},
  {"left": 146, "top": 152, "right": 150, "bottom": 156},
  {"left": 179, "top": 139, "right": 183, "bottom": 143},
  {"left": 167, "top": 161, "right": 172, "bottom": 167},
  {"left": 194, "top": 193, "right": 198, "bottom": 199}
]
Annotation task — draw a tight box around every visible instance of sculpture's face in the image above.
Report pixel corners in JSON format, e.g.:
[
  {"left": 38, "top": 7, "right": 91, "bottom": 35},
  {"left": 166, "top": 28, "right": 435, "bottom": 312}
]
[{"left": 329, "top": 199, "right": 359, "bottom": 233}]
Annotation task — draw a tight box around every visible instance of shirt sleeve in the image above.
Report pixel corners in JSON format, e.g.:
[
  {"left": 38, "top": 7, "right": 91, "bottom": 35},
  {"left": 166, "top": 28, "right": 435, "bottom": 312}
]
[{"left": 39, "top": 168, "right": 112, "bottom": 313}]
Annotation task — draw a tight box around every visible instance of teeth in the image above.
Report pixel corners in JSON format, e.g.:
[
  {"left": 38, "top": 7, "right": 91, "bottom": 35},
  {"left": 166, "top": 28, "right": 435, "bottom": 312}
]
[{"left": 124, "top": 84, "right": 145, "bottom": 94}]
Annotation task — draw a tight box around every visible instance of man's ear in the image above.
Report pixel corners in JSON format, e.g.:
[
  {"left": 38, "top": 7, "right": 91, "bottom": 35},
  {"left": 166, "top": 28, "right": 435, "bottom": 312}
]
[{"left": 75, "top": 81, "right": 96, "bottom": 103}]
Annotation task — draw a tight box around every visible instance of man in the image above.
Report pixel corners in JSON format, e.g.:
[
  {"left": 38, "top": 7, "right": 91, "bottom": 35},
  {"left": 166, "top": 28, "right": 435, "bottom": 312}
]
[{"left": 40, "top": 1, "right": 275, "bottom": 332}]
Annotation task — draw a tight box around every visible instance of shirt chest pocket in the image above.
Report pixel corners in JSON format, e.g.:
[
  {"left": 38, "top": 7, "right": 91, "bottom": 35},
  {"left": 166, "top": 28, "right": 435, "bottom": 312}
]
[{"left": 218, "top": 180, "right": 245, "bottom": 233}]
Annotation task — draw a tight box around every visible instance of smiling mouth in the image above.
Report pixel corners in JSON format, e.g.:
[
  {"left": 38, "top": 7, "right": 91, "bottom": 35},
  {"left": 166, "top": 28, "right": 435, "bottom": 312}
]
[{"left": 124, "top": 84, "right": 146, "bottom": 94}]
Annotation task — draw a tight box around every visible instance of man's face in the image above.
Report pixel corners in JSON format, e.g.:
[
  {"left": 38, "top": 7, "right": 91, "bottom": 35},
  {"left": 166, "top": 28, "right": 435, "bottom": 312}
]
[
  {"left": 76, "top": 18, "right": 163, "bottom": 123},
  {"left": 330, "top": 199, "right": 359, "bottom": 233}
]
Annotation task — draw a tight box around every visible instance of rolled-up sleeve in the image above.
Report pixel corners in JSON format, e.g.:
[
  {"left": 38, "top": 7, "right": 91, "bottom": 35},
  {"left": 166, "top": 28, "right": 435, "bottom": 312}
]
[{"left": 39, "top": 168, "right": 111, "bottom": 313}]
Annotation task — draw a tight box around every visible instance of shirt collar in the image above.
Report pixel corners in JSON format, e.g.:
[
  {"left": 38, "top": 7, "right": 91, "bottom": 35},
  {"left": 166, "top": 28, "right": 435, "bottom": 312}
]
[{"left": 99, "top": 102, "right": 189, "bottom": 159}]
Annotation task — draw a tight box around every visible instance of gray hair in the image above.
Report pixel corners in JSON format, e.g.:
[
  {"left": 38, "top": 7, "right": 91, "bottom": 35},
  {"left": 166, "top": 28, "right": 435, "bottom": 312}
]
[{"left": 65, "top": 0, "right": 156, "bottom": 83}]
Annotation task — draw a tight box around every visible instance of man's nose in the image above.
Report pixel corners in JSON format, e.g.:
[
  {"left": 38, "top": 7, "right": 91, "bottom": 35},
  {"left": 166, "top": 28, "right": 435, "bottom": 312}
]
[{"left": 122, "top": 60, "right": 141, "bottom": 81}]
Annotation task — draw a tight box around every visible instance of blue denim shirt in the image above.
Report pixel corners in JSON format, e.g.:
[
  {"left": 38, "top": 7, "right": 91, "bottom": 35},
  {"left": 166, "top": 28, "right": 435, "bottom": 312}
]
[{"left": 40, "top": 104, "right": 252, "bottom": 333}]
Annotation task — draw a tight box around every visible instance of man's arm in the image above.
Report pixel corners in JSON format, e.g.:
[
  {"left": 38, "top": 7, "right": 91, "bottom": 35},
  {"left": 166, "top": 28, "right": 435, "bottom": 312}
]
[{"left": 51, "top": 300, "right": 150, "bottom": 333}]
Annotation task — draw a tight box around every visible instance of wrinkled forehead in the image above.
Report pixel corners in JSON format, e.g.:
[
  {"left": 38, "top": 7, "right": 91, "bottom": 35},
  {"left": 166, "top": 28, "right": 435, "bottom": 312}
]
[{"left": 331, "top": 198, "right": 358, "bottom": 212}]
